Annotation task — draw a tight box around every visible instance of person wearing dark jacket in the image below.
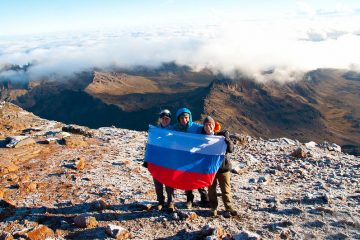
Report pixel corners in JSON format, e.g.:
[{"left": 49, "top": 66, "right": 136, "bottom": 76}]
[
  {"left": 144, "top": 109, "right": 176, "bottom": 212},
  {"left": 202, "top": 116, "right": 237, "bottom": 218}
]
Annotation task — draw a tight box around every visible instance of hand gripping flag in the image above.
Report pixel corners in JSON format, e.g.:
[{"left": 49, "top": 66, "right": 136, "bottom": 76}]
[{"left": 145, "top": 125, "right": 227, "bottom": 190}]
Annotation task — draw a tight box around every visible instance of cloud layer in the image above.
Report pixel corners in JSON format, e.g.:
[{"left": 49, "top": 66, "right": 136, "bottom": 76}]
[{"left": 1, "top": 8, "right": 360, "bottom": 83}]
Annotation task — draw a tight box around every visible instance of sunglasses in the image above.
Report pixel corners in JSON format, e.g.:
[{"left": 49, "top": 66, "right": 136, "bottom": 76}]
[{"left": 160, "top": 113, "right": 171, "bottom": 119}]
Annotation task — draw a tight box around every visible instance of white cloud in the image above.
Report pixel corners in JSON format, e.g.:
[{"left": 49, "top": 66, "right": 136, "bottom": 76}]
[
  {"left": 1, "top": 10, "right": 360, "bottom": 83},
  {"left": 296, "top": 0, "right": 317, "bottom": 17}
]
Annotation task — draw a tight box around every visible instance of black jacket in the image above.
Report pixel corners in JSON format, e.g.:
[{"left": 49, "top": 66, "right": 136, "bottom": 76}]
[{"left": 201, "top": 129, "right": 234, "bottom": 173}]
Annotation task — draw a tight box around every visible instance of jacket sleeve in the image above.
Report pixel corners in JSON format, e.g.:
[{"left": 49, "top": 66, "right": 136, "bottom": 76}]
[{"left": 218, "top": 130, "right": 234, "bottom": 153}]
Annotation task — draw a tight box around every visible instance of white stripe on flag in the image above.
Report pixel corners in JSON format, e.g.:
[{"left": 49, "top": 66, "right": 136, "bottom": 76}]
[{"left": 148, "top": 125, "right": 227, "bottom": 156}]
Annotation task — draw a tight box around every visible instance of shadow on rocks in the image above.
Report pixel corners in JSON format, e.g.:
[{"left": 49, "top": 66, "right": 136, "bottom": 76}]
[
  {"left": 264, "top": 220, "right": 293, "bottom": 231},
  {"left": 0, "top": 139, "right": 8, "bottom": 147},
  {"left": 303, "top": 220, "right": 325, "bottom": 228},
  {"left": 325, "top": 233, "right": 350, "bottom": 240},
  {"left": 158, "top": 228, "right": 204, "bottom": 240},
  {"left": 1, "top": 201, "right": 191, "bottom": 230},
  {"left": 254, "top": 207, "right": 302, "bottom": 216},
  {"left": 282, "top": 195, "right": 329, "bottom": 205},
  {"left": 64, "top": 227, "right": 108, "bottom": 240}
]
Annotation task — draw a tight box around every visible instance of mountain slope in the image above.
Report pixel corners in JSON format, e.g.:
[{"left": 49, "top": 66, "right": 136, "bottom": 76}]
[
  {"left": 3, "top": 66, "right": 360, "bottom": 155},
  {"left": 203, "top": 69, "right": 360, "bottom": 154}
]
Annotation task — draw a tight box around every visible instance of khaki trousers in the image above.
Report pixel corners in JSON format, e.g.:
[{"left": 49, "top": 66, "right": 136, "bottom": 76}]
[{"left": 208, "top": 171, "right": 234, "bottom": 210}]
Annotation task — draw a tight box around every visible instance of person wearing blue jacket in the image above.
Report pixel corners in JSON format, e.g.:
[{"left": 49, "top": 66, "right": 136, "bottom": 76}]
[
  {"left": 173, "top": 107, "right": 209, "bottom": 209},
  {"left": 173, "top": 107, "right": 203, "bottom": 133}
]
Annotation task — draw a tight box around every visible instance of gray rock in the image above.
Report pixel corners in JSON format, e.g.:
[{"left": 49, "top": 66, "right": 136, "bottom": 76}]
[
  {"left": 5, "top": 136, "right": 35, "bottom": 148},
  {"left": 44, "top": 137, "right": 59, "bottom": 144},
  {"left": 305, "top": 141, "right": 317, "bottom": 148},
  {"left": 60, "top": 131, "right": 71, "bottom": 138},
  {"left": 328, "top": 143, "right": 341, "bottom": 152},
  {"left": 105, "top": 224, "right": 130, "bottom": 239},
  {"left": 233, "top": 230, "right": 262, "bottom": 240},
  {"left": 281, "top": 138, "right": 296, "bottom": 145},
  {"left": 318, "top": 142, "right": 342, "bottom": 152},
  {"left": 73, "top": 214, "right": 98, "bottom": 228},
  {"left": 232, "top": 161, "right": 249, "bottom": 174},
  {"left": 92, "top": 198, "right": 108, "bottom": 211},
  {"left": 201, "top": 225, "right": 226, "bottom": 239},
  {"left": 290, "top": 147, "right": 306, "bottom": 158},
  {"left": 258, "top": 175, "right": 271, "bottom": 185},
  {"left": 62, "top": 124, "right": 94, "bottom": 137},
  {"left": 249, "top": 178, "right": 256, "bottom": 184}
]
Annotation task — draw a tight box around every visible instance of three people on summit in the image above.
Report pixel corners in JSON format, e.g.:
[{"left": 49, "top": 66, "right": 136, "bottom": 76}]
[{"left": 148, "top": 107, "right": 237, "bottom": 217}]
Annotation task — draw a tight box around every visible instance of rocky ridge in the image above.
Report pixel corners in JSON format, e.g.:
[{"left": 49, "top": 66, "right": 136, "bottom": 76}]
[
  {"left": 4, "top": 67, "right": 360, "bottom": 155},
  {"left": 0, "top": 102, "right": 359, "bottom": 239}
]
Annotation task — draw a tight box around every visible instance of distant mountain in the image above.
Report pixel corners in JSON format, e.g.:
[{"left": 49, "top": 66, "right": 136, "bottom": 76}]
[
  {"left": 9, "top": 65, "right": 213, "bottom": 130},
  {"left": 2, "top": 64, "right": 360, "bottom": 155},
  {"left": 204, "top": 69, "right": 360, "bottom": 155}
]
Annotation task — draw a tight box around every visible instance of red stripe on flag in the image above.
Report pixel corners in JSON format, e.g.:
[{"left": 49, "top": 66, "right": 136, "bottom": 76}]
[{"left": 148, "top": 163, "right": 216, "bottom": 190}]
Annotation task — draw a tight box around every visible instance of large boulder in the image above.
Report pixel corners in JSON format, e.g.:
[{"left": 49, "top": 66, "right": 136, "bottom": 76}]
[
  {"left": 201, "top": 225, "right": 227, "bottom": 239},
  {"left": 318, "top": 141, "right": 342, "bottom": 152},
  {"left": 26, "top": 225, "right": 54, "bottom": 240},
  {"left": 290, "top": 147, "right": 306, "bottom": 158},
  {"left": 63, "top": 136, "right": 88, "bottom": 148},
  {"left": 62, "top": 125, "right": 94, "bottom": 137},
  {"left": 5, "top": 136, "right": 35, "bottom": 148},
  {"left": 105, "top": 224, "right": 130, "bottom": 239},
  {"left": 73, "top": 214, "right": 98, "bottom": 228}
]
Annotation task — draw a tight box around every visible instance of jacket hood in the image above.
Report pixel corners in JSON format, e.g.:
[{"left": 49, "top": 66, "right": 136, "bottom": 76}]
[{"left": 176, "top": 107, "right": 193, "bottom": 127}]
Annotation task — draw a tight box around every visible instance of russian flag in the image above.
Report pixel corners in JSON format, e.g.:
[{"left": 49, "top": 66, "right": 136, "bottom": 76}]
[{"left": 145, "top": 125, "right": 227, "bottom": 190}]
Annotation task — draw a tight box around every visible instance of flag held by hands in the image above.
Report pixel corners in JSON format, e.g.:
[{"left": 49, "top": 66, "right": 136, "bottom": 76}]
[{"left": 145, "top": 125, "right": 227, "bottom": 190}]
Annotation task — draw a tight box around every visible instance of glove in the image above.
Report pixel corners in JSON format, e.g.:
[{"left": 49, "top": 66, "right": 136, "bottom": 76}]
[{"left": 223, "top": 130, "right": 230, "bottom": 141}]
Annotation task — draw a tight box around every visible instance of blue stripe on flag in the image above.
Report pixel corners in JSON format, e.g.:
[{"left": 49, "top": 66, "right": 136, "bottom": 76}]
[{"left": 145, "top": 144, "right": 224, "bottom": 174}]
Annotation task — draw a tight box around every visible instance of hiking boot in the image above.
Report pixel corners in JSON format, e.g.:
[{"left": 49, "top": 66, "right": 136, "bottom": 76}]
[
  {"left": 227, "top": 208, "right": 238, "bottom": 216},
  {"left": 156, "top": 204, "right": 163, "bottom": 211},
  {"left": 186, "top": 201, "right": 193, "bottom": 209},
  {"left": 224, "top": 209, "right": 238, "bottom": 218},
  {"left": 230, "top": 209, "right": 238, "bottom": 216},
  {"left": 223, "top": 211, "right": 231, "bottom": 218},
  {"left": 211, "top": 209, "right": 218, "bottom": 217},
  {"left": 168, "top": 203, "right": 176, "bottom": 213}
]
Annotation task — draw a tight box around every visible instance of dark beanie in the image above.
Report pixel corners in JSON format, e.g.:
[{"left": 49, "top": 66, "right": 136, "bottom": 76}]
[
  {"left": 159, "top": 109, "right": 171, "bottom": 118},
  {"left": 203, "top": 116, "right": 215, "bottom": 126}
]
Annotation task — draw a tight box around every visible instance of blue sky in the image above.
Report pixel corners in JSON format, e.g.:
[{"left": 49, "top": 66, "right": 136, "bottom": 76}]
[
  {"left": 1, "top": 1, "right": 360, "bottom": 82},
  {"left": 1, "top": 0, "right": 359, "bottom": 36}
]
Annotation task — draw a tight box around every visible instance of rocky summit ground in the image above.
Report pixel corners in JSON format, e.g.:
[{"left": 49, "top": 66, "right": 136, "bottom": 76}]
[{"left": 0, "top": 101, "right": 359, "bottom": 240}]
